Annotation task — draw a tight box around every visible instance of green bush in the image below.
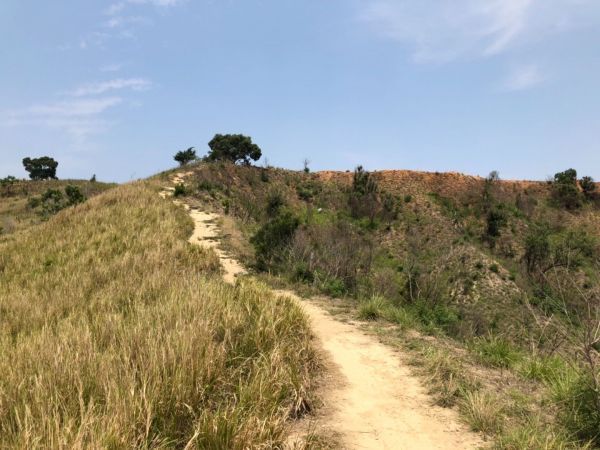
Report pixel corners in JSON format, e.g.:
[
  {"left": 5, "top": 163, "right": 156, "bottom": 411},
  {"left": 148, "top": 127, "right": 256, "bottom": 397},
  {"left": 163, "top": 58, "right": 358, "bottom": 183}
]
[
  {"left": 292, "top": 263, "right": 314, "bottom": 283},
  {"left": 486, "top": 207, "right": 507, "bottom": 240},
  {"left": 173, "top": 183, "right": 187, "bottom": 197},
  {"left": 552, "top": 168, "right": 582, "bottom": 209},
  {"left": 266, "top": 192, "right": 285, "bottom": 217},
  {"left": 321, "top": 278, "right": 346, "bottom": 297},
  {"left": 65, "top": 185, "right": 86, "bottom": 206},
  {"left": 251, "top": 211, "right": 300, "bottom": 270}
]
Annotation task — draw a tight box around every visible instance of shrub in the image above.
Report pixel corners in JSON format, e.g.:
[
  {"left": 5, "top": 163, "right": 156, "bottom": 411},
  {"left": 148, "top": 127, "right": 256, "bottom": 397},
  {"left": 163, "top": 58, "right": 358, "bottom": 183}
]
[
  {"left": 292, "top": 263, "right": 314, "bottom": 283},
  {"left": 552, "top": 168, "right": 581, "bottom": 209},
  {"left": 266, "top": 192, "right": 285, "bottom": 217},
  {"left": 580, "top": 176, "right": 596, "bottom": 200},
  {"left": 65, "top": 185, "right": 86, "bottom": 206},
  {"left": 489, "top": 264, "right": 499, "bottom": 274},
  {"left": 173, "top": 183, "right": 187, "bottom": 197},
  {"left": 349, "top": 166, "right": 379, "bottom": 220},
  {"left": 197, "top": 180, "right": 216, "bottom": 194},
  {"left": 289, "top": 220, "right": 374, "bottom": 292},
  {"left": 206, "top": 134, "right": 262, "bottom": 165},
  {"left": 321, "top": 278, "right": 346, "bottom": 297},
  {"left": 251, "top": 211, "right": 300, "bottom": 270},
  {"left": 0, "top": 176, "right": 17, "bottom": 196},
  {"left": 174, "top": 147, "right": 197, "bottom": 166},
  {"left": 352, "top": 166, "right": 377, "bottom": 196},
  {"left": 39, "top": 188, "right": 65, "bottom": 216},
  {"left": 486, "top": 207, "right": 507, "bottom": 240},
  {"left": 412, "top": 301, "right": 460, "bottom": 334},
  {"left": 524, "top": 224, "right": 551, "bottom": 274}
]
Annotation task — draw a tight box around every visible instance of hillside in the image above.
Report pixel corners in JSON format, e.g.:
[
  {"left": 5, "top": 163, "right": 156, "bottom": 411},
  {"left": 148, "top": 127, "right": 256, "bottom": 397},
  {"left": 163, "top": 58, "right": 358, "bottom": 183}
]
[
  {"left": 0, "top": 181, "right": 316, "bottom": 448},
  {"left": 0, "top": 178, "right": 115, "bottom": 237},
  {"left": 1, "top": 161, "right": 597, "bottom": 449},
  {"left": 166, "top": 161, "right": 600, "bottom": 449}
]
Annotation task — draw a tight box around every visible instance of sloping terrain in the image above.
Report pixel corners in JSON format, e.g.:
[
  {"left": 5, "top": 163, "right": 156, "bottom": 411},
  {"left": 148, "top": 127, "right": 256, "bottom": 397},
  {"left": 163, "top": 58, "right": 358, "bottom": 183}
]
[
  {"left": 0, "top": 181, "right": 316, "bottom": 448},
  {"left": 0, "top": 178, "right": 114, "bottom": 238},
  {"left": 169, "top": 162, "right": 599, "bottom": 449},
  {"left": 163, "top": 171, "right": 483, "bottom": 449}
]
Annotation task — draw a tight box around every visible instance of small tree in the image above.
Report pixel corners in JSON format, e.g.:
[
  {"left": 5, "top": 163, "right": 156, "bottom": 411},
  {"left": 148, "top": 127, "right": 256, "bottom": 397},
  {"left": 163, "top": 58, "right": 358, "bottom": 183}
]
[
  {"left": 352, "top": 166, "right": 378, "bottom": 196},
  {"left": 303, "top": 158, "right": 310, "bottom": 173},
  {"left": 552, "top": 168, "right": 581, "bottom": 209},
  {"left": 22, "top": 156, "right": 58, "bottom": 180},
  {"left": 206, "top": 134, "right": 262, "bottom": 165},
  {"left": 174, "top": 147, "right": 197, "bottom": 166},
  {"left": 580, "top": 176, "right": 596, "bottom": 200},
  {"left": 482, "top": 170, "right": 500, "bottom": 211},
  {"left": 485, "top": 207, "right": 507, "bottom": 246},
  {"left": 349, "top": 166, "right": 379, "bottom": 221},
  {"left": 524, "top": 223, "right": 551, "bottom": 274}
]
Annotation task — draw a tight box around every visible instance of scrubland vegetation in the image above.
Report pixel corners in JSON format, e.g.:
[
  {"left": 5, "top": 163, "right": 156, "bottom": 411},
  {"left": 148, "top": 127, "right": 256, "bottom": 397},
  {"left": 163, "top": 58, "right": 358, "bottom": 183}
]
[
  {"left": 0, "top": 178, "right": 114, "bottom": 236},
  {"left": 174, "top": 161, "right": 599, "bottom": 449},
  {"left": 0, "top": 182, "right": 316, "bottom": 448}
]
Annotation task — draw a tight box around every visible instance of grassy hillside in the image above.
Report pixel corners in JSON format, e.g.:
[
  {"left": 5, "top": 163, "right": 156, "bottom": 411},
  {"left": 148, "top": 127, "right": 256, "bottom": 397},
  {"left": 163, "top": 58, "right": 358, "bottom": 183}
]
[
  {"left": 0, "top": 179, "right": 115, "bottom": 237},
  {"left": 0, "top": 182, "right": 316, "bottom": 448},
  {"left": 170, "top": 162, "right": 600, "bottom": 449}
]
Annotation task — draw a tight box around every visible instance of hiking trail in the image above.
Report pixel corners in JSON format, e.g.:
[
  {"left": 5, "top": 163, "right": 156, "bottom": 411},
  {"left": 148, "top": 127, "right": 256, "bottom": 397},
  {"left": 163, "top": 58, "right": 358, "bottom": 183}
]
[{"left": 162, "top": 172, "right": 484, "bottom": 450}]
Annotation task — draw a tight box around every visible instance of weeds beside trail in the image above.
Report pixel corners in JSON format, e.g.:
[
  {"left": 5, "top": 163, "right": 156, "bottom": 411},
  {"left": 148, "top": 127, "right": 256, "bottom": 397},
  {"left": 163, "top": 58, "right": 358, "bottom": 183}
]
[{"left": 0, "top": 183, "right": 316, "bottom": 449}]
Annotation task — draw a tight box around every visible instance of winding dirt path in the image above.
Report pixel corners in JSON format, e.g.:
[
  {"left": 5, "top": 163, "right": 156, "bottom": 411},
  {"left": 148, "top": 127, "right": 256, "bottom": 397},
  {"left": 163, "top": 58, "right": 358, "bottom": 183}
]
[{"left": 161, "top": 173, "right": 484, "bottom": 450}]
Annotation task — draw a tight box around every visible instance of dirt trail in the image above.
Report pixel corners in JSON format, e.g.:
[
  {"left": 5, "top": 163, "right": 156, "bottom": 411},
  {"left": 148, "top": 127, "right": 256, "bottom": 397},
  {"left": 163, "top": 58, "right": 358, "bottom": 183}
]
[
  {"left": 162, "top": 172, "right": 246, "bottom": 283},
  {"left": 161, "top": 173, "right": 483, "bottom": 450}
]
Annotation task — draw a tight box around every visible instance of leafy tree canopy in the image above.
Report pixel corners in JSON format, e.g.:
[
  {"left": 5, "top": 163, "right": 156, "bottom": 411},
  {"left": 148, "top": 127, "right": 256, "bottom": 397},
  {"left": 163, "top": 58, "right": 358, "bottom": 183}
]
[
  {"left": 174, "top": 147, "right": 197, "bottom": 166},
  {"left": 580, "top": 176, "right": 596, "bottom": 198},
  {"left": 22, "top": 157, "right": 58, "bottom": 180},
  {"left": 552, "top": 168, "right": 581, "bottom": 209},
  {"left": 206, "top": 134, "right": 262, "bottom": 165}
]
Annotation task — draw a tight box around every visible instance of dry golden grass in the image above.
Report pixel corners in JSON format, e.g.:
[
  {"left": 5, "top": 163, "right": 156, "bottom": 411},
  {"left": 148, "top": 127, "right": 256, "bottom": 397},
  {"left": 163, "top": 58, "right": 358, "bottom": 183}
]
[{"left": 0, "top": 182, "right": 316, "bottom": 449}]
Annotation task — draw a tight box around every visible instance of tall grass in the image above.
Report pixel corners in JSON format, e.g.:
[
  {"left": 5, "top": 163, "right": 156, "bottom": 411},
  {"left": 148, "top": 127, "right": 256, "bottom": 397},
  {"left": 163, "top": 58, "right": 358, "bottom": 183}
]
[{"left": 0, "top": 183, "right": 316, "bottom": 448}]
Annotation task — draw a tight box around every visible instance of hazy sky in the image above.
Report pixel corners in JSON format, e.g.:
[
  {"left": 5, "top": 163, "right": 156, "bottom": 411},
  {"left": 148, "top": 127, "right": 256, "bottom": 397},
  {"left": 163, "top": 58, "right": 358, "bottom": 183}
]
[{"left": 1, "top": 0, "right": 599, "bottom": 182}]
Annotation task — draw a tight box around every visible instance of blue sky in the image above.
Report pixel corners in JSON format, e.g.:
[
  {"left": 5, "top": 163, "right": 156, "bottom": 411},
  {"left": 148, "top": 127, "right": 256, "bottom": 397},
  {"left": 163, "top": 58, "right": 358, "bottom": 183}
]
[{"left": 1, "top": 0, "right": 599, "bottom": 182}]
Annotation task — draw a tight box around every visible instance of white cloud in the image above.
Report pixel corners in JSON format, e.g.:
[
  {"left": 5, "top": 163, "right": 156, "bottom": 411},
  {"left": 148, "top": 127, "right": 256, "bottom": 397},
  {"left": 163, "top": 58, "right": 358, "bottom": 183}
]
[
  {"left": 502, "top": 64, "right": 544, "bottom": 91},
  {"left": 68, "top": 78, "right": 152, "bottom": 96},
  {"left": 104, "top": 15, "right": 151, "bottom": 29},
  {"left": 106, "top": 2, "right": 126, "bottom": 15},
  {"left": 106, "top": 0, "right": 184, "bottom": 15},
  {"left": 100, "top": 63, "right": 124, "bottom": 72},
  {"left": 14, "top": 98, "right": 123, "bottom": 118},
  {"left": 359, "top": 0, "right": 600, "bottom": 63},
  {"left": 2, "top": 98, "right": 123, "bottom": 141}
]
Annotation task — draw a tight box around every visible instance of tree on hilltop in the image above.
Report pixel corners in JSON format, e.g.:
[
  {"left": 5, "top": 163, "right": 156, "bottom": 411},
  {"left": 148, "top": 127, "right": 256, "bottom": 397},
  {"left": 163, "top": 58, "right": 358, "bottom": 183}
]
[
  {"left": 174, "top": 147, "right": 197, "bottom": 166},
  {"left": 206, "top": 134, "right": 262, "bottom": 165},
  {"left": 22, "top": 156, "right": 58, "bottom": 180}
]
